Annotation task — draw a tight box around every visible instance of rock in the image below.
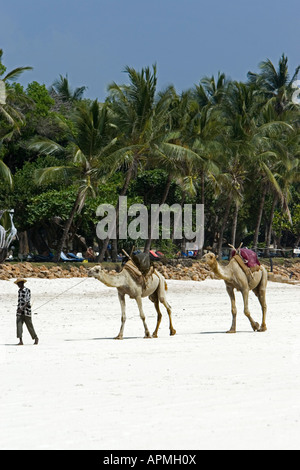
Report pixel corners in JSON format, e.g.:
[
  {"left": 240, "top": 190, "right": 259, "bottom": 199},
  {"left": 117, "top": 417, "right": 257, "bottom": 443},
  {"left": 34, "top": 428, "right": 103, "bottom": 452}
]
[{"left": 0, "top": 259, "right": 299, "bottom": 284}]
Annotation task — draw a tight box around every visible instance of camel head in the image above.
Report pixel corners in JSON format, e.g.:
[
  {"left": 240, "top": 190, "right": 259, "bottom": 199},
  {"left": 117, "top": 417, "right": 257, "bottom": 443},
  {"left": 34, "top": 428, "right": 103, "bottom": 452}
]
[
  {"left": 88, "top": 265, "right": 103, "bottom": 278},
  {"left": 202, "top": 252, "right": 218, "bottom": 266}
]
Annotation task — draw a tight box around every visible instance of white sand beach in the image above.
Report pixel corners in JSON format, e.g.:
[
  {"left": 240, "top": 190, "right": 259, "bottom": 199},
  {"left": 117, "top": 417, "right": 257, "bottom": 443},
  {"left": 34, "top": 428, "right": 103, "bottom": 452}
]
[{"left": 0, "top": 277, "right": 300, "bottom": 450}]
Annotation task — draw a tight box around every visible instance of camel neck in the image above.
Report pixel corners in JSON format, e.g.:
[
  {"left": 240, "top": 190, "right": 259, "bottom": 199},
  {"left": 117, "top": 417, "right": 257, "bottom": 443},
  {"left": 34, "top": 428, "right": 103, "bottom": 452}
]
[
  {"left": 211, "top": 259, "right": 232, "bottom": 283},
  {"left": 95, "top": 270, "right": 123, "bottom": 288}
]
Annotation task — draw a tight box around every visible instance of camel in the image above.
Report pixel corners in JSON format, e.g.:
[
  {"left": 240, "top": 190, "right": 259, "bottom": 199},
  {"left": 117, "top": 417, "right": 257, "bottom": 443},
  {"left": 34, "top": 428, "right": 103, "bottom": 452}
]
[
  {"left": 88, "top": 264, "right": 176, "bottom": 339},
  {"left": 202, "top": 251, "right": 267, "bottom": 333}
]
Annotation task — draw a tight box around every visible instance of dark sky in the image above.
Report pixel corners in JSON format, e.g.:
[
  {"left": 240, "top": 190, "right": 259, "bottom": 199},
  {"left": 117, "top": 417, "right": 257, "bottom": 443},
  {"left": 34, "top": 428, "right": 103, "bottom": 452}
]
[{"left": 1, "top": 0, "right": 299, "bottom": 100}]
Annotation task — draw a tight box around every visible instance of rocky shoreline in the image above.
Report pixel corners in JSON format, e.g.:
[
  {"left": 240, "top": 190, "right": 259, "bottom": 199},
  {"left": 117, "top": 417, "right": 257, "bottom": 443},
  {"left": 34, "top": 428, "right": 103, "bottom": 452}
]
[{"left": 0, "top": 259, "right": 299, "bottom": 285}]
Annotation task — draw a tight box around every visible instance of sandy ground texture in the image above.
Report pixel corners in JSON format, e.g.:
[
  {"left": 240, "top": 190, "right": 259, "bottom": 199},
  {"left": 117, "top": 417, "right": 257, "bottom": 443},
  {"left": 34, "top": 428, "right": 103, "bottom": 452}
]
[{"left": 0, "top": 276, "right": 300, "bottom": 450}]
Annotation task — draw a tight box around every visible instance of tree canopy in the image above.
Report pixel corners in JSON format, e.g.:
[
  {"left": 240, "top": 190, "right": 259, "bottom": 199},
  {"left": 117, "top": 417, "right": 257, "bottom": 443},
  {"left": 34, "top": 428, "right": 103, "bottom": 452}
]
[{"left": 0, "top": 50, "right": 299, "bottom": 260}]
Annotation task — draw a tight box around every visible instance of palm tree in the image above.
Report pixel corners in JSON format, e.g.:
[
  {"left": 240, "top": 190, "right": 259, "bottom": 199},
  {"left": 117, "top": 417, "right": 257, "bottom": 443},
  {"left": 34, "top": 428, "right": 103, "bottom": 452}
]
[
  {"left": 248, "top": 54, "right": 300, "bottom": 116},
  {"left": 194, "top": 71, "right": 228, "bottom": 108},
  {"left": 246, "top": 66, "right": 298, "bottom": 251},
  {"left": 28, "top": 100, "right": 116, "bottom": 261},
  {"left": 50, "top": 74, "right": 87, "bottom": 102},
  {"left": 212, "top": 81, "right": 258, "bottom": 255},
  {"left": 263, "top": 127, "right": 300, "bottom": 252},
  {"left": 215, "top": 79, "right": 296, "bottom": 255},
  {"left": 190, "top": 76, "right": 228, "bottom": 206},
  {"left": 0, "top": 49, "right": 32, "bottom": 131},
  {"left": 98, "top": 65, "right": 201, "bottom": 259},
  {"left": 0, "top": 138, "right": 13, "bottom": 187},
  {"left": 0, "top": 158, "right": 13, "bottom": 187}
]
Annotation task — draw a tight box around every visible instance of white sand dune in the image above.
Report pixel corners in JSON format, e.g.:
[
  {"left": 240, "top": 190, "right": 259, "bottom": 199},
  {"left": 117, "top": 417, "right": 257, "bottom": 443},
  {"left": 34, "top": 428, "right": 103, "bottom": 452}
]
[{"left": 0, "top": 277, "right": 299, "bottom": 450}]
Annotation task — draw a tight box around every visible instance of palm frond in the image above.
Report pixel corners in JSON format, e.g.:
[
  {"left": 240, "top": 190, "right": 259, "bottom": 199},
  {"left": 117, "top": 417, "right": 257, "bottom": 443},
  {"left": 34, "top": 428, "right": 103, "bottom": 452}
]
[
  {"left": 34, "top": 166, "right": 77, "bottom": 186},
  {"left": 3, "top": 66, "right": 33, "bottom": 82},
  {"left": 0, "top": 159, "right": 13, "bottom": 187},
  {"left": 27, "top": 137, "right": 66, "bottom": 156}
]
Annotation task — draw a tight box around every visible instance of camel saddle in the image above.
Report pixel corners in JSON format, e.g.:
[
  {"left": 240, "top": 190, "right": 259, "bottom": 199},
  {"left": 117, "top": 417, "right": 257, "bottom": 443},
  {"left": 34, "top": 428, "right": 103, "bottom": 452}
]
[
  {"left": 131, "top": 252, "right": 151, "bottom": 276},
  {"left": 231, "top": 248, "right": 261, "bottom": 283},
  {"left": 123, "top": 253, "right": 154, "bottom": 288}
]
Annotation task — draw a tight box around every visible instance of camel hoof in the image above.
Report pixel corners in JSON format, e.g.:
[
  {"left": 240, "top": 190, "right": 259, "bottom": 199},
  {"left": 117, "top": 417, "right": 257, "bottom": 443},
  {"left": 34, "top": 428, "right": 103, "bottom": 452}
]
[
  {"left": 170, "top": 329, "right": 176, "bottom": 336},
  {"left": 259, "top": 325, "right": 267, "bottom": 332},
  {"left": 226, "top": 329, "right": 236, "bottom": 334},
  {"left": 144, "top": 335, "right": 152, "bottom": 339},
  {"left": 253, "top": 322, "right": 260, "bottom": 332},
  {"left": 152, "top": 333, "right": 158, "bottom": 338},
  {"left": 114, "top": 336, "right": 123, "bottom": 340}
]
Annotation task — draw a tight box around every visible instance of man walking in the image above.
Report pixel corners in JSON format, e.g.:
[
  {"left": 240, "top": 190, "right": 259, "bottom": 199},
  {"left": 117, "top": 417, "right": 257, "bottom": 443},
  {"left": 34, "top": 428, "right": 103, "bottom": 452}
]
[{"left": 15, "top": 278, "right": 39, "bottom": 345}]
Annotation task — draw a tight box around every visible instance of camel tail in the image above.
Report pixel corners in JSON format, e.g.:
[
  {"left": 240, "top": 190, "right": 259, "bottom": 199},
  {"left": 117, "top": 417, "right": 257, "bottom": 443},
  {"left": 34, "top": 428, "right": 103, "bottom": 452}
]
[{"left": 165, "top": 280, "right": 168, "bottom": 291}]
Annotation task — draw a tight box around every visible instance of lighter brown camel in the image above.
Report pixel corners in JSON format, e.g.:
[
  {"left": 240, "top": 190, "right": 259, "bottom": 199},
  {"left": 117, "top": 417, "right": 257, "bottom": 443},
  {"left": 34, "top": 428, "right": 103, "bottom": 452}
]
[
  {"left": 88, "top": 265, "right": 176, "bottom": 339},
  {"left": 202, "top": 252, "right": 267, "bottom": 333}
]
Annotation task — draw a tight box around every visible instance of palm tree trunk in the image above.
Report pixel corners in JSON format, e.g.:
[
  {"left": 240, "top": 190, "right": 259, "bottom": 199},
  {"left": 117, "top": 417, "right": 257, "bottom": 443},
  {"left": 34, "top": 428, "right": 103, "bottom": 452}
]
[
  {"left": 54, "top": 192, "right": 82, "bottom": 262},
  {"left": 217, "top": 195, "right": 232, "bottom": 258},
  {"left": 0, "top": 248, "right": 8, "bottom": 264},
  {"left": 231, "top": 201, "right": 239, "bottom": 248},
  {"left": 253, "top": 185, "right": 267, "bottom": 252},
  {"left": 99, "top": 160, "right": 135, "bottom": 261},
  {"left": 111, "top": 238, "right": 118, "bottom": 262},
  {"left": 265, "top": 194, "right": 278, "bottom": 256},
  {"left": 144, "top": 173, "right": 172, "bottom": 253}
]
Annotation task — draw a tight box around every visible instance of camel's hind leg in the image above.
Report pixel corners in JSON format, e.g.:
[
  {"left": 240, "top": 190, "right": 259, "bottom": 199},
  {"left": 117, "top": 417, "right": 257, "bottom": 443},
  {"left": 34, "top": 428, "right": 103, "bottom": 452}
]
[
  {"left": 163, "top": 299, "right": 176, "bottom": 336},
  {"left": 150, "top": 289, "right": 175, "bottom": 338},
  {"left": 152, "top": 298, "right": 162, "bottom": 338},
  {"left": 253, "top": 284, "right": 267, "bottom": 332},
  {"left": 158, "top": 277, "right": 176, "bottom": 336},
  {"left": 241, "top": 289, "right": 260, "bottom": 332}
]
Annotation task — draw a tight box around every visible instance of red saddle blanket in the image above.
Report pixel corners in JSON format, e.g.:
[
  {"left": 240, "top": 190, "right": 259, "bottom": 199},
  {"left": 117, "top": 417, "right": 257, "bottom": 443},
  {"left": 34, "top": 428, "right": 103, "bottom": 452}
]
[{"left": 231, "top": 248, "right": 260, "bottom": 268}]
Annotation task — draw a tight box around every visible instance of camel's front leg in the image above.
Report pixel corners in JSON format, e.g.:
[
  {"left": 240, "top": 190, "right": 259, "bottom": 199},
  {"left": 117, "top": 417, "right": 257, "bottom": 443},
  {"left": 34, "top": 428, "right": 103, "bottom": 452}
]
[
  {"left": 242, "top": 290, "right": 259, "bottom": 332},
  {"left": 226, "top": 285, "right": 237, "bottom": 333},
  {"left": 136, "top": 296, "right": 151, "bottom": 338},
  {"left": 115, "top": 292, "right": 126, "bottom": 340}
]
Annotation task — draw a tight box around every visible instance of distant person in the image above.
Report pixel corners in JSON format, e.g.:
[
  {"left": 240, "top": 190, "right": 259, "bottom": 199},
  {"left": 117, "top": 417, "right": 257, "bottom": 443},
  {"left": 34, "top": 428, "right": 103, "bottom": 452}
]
[
  {"left": 15, "top": 278, "right": 39, "bottom": 346},
  {"left": 86, "top": 246, "right": 96, "bottom": 262}
]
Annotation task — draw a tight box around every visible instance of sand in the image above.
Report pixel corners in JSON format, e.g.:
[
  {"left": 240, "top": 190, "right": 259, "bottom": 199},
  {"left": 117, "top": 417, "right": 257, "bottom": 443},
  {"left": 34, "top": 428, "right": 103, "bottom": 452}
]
[{"left": 0, "top": 277, "right": 300, "bottom": 450}]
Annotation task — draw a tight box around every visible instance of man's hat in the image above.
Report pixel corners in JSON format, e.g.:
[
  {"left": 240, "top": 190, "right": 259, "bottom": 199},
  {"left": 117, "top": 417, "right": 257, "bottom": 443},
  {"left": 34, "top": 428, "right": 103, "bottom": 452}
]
[{"left": 14, "top": 278, "right": 27, "bottom": 285}]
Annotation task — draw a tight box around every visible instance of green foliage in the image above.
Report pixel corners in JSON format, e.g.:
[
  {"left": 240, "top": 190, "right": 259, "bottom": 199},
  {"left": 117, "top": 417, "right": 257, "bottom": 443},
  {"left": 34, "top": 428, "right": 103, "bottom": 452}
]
[
  {"left": 158, "top": 239, "right": 179, "bottom": 258},
  {"left": 27, "top": 186, "right": 78, "bottom": 225},
  {"left": 0, "top": 49, "right": 299, "bottom": 256},
  {"left": 26, "top": 81, "right": 54, "bottom": 117}
]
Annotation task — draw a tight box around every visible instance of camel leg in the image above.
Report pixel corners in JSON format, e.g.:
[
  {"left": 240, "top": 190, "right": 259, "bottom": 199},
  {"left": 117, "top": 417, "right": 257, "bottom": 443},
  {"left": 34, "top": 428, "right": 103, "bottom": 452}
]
[
  {"left": 161, "top": 299, "right": 176, "bottom": 336},
  {"left": 152, "top": 299, "right": 162, "bottom": 338},
  {"left": 115, "top": 292, "right": 126, "bottom": 340},
  {"left": 226, "top": 285, "right": 237, "bottom": 333},
  {"left": 157, "top": 278, "right": 176, "bottom": 336},
  {"left": 253, "top": 286, "right": 267, "bottom": 332},
  {"left": 242, "top": 289, "right": 259, "bottom": 332},
  {"left": 135, "top": 296, "right": 151, "bottom": 338}
]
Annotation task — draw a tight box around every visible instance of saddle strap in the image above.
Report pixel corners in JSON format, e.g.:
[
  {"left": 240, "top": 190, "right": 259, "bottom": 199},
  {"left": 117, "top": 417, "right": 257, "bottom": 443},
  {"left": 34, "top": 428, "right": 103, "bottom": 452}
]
[
  {"left": 233, "top": 254, "right": 253, "bottom": 279},
  {"left": 123, "top": 260, "right": 155, "bottom": 288},
  {"left": 123, "top": 260, "right": 144, "bottom": 286}
]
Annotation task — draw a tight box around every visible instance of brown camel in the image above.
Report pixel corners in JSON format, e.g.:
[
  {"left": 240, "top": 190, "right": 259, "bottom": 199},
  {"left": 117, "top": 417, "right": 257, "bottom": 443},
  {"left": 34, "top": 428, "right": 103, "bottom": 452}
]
[
  {"left": 88, "top": 264, "right": 176, "bottom": 339},
  {"left": 202, "top": 252, "right": 267, "bottom": 333}
]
